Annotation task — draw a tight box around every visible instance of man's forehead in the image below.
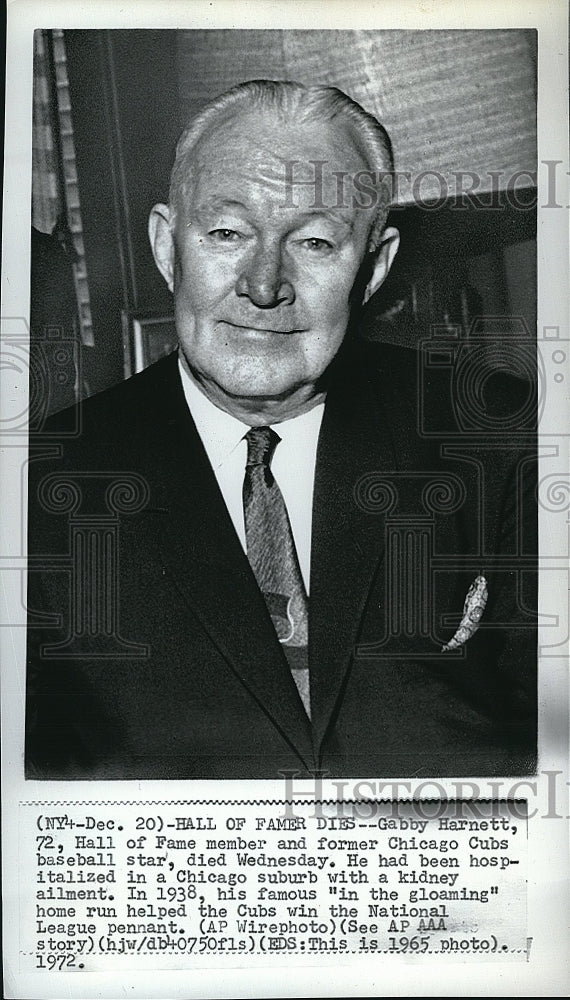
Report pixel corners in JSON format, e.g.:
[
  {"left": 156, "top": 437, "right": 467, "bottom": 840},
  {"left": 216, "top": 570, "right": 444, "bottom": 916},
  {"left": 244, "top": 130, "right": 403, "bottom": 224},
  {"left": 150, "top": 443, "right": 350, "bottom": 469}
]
[
  {"left": 185, "top": 106, "right": 372, "bottom": 217},
  {"left": 195, "top": 104, "right": 366, "bottom": 161},
  {"left": 193, "top": 194, "right": 357, "bottom": 233}
]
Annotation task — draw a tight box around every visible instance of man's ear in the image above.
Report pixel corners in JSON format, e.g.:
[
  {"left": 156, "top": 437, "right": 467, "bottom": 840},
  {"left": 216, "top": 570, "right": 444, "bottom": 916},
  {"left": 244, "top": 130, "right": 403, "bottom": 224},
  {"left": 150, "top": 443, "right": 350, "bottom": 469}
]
[
  {"left": 362, "top": 226, "right": 400, "bottom": 305},
  {"left": 148, "top": 203, "right": 175, "bottom": 293}
]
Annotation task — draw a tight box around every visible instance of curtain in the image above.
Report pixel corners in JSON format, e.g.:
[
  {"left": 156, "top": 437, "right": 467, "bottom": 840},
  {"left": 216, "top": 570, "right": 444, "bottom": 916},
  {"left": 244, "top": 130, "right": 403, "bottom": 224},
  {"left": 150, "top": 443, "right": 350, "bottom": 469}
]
[{"left": 32, "top": 29, "right": 94, "bottom": 347}]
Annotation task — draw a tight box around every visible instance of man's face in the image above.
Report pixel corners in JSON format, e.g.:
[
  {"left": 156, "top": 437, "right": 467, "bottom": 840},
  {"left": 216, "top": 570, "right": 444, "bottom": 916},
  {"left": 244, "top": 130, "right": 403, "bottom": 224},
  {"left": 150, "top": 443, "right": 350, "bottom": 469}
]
[{"left": 151, "top": 108, "right": 393, "bottom": 409}]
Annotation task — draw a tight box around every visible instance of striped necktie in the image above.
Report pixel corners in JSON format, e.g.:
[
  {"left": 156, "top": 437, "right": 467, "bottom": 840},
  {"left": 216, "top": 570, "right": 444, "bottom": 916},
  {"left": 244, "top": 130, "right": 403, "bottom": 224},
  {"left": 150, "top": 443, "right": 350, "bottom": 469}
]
[{"left": 243, "top": 426, "right": 311, "bottom": 717}]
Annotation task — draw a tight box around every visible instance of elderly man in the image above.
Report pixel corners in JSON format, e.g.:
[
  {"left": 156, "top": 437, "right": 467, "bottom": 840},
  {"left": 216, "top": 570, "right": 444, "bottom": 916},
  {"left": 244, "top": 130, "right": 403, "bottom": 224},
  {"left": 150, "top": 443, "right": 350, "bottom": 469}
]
[{"left": 26, "top": 80, "right": 537, "bottom": 779}]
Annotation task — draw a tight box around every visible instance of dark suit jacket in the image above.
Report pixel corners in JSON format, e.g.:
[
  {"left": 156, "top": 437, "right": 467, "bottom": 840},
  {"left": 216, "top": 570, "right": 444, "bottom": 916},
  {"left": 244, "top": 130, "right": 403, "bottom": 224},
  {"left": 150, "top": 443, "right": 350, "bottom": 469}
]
[{"left": 26, "top": 340, "right": 537, "bottom": 779}]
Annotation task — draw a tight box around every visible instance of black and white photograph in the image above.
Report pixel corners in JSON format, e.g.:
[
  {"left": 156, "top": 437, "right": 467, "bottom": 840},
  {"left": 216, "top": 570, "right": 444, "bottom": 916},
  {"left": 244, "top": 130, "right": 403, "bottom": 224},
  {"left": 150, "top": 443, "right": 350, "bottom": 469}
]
[
  {"left": 25, "top": 26, "right": 539, "bottom": 781},
  {"left": 2, "top": 1, "right": 568, "bottom": 997}
]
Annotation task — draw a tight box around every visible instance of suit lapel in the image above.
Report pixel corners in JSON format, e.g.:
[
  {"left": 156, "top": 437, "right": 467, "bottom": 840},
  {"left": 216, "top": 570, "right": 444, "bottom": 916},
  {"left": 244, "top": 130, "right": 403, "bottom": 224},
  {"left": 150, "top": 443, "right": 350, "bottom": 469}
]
[
  {"left": 308, "top": 351, "right": 400, "bottom": 752},
  {"left": 134, "top": 356, "right": 314, "bottom": 769}
]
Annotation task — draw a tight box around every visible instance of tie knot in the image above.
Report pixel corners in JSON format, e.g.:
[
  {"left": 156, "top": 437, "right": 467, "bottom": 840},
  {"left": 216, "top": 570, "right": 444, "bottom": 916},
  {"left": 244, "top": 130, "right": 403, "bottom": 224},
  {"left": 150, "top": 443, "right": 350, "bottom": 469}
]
[{"left": 245, "top": 426, "right": 281, "bottom": 468}]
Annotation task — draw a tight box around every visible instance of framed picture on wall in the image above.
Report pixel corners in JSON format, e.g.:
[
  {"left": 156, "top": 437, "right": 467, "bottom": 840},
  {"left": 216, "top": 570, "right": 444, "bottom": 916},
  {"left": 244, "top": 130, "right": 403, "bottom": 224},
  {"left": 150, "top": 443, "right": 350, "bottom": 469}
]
[{"left": 121, "top": 310, "right": 177, "bottom": 377}]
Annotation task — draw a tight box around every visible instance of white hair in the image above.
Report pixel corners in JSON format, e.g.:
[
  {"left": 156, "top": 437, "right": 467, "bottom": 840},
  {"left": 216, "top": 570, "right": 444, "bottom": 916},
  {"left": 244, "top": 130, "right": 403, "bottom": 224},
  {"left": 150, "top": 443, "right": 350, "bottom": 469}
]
[{"left": 168, "top": 79, "right": 394, "bottom": 250}]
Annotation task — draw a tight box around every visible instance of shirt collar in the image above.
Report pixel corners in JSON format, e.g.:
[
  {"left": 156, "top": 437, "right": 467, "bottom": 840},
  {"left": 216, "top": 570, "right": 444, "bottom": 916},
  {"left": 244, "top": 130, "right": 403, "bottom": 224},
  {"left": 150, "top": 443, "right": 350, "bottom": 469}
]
[
  {"left": 178, "top": 354, "right": 326, "bottom": 468},
  {"left": 178, "top": 356, "right": 248, "bottom": 469}
]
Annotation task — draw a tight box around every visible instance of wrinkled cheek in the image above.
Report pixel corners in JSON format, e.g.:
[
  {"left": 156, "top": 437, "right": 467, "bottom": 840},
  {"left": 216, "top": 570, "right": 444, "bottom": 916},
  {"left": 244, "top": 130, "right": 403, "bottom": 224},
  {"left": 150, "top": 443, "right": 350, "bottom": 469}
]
[
  {"left": 174, "top": 290, "right": 199, "bottom": 344},
  {"left": 174, "top": 274, "right": 212, "bottom": 328},
  {"left": 181, "top": 257, "right": 236, "bottom": 316},
  {"left": 321, "top": 298, "right": 351, "bottom": 340}
]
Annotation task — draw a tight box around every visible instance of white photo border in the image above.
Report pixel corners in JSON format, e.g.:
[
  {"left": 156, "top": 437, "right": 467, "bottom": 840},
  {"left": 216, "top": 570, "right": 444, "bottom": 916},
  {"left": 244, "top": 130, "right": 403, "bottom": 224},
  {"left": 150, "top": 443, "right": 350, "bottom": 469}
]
[{"left": 2, "top": 1, "right": 569, "bottom": 997}]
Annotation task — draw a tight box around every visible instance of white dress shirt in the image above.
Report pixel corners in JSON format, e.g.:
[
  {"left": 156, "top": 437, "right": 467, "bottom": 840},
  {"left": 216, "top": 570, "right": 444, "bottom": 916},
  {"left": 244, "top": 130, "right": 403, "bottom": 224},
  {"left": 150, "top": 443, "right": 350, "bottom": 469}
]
[{"left": 178, "top": 357, "right": 325, "bottom": 593}]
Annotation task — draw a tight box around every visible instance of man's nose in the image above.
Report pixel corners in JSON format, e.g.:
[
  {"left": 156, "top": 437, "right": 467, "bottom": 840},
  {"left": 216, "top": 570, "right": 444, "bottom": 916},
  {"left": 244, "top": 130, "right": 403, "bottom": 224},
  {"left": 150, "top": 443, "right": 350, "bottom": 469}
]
[{"left": 235, "top": 242, "right": 295, "bottom": 308}]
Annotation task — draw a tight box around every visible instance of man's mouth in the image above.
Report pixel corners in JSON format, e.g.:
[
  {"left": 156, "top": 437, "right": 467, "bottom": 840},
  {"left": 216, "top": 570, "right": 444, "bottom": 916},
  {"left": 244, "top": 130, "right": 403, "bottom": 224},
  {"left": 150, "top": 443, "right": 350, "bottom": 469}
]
[{"left": 219, "top": 320, "right": 305, "bottom": 336}]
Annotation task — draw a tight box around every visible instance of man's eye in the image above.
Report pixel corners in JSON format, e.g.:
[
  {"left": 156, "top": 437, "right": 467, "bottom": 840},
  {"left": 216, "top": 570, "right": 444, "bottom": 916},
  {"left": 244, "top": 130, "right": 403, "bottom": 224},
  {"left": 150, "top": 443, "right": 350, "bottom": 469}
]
[
  {"left": 301, "top": 237, "right": 334, "bottom": 252},
  {"left": 209, "top": 229, "right": 241, "bottom": 242}
]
